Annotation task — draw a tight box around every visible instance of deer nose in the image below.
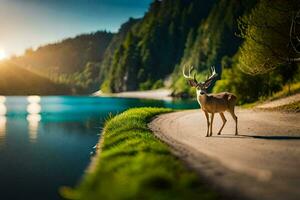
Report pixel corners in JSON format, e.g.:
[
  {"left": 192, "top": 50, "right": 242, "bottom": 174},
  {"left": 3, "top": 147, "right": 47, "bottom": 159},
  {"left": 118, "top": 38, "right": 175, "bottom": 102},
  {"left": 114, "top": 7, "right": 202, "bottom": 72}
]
[{"left": 200, "top": 91, "right": 205, "bottom": 95}]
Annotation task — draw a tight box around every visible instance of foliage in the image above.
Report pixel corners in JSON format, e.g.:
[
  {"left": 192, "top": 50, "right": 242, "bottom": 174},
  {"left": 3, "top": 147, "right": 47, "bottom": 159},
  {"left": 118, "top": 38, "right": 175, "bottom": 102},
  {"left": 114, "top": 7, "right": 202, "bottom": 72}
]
[
  {"left": 269, "top": 82, "right": 300, "bottom": 101},
  {"left": 214, "top": 53, "right": 300, "bottom": 104},
  {"left": 139, "top": 79, "right": 154, "bottom": 91},
  {"left": 53, "top": 62, "right": 102, "bottom": 93},
  {"left": 171, "top": 0, "right": 256, "bottom": 97},
  {"left": 238, "top": 0, "right": 300, "bottom": 74},
  {"left": 99, "top": 18, "right": 141, "bottom": 93},
  {"left": 61, "top": 108, "right": 219, "bottom": 200},
  {"left": 213, "top": 0, "right": 300, "bottom": 105},
  {"left": 12, "top": 31, "right": 114, "bottom": 93},
  {"left": 101, "top": 0, "right": 215, "bottom": 92},
  {"left": 7, "top": 0, "right": 299, "bottom": 102},
  {"left": 152, "top": 79, "right": 164, "bottom": 89}
]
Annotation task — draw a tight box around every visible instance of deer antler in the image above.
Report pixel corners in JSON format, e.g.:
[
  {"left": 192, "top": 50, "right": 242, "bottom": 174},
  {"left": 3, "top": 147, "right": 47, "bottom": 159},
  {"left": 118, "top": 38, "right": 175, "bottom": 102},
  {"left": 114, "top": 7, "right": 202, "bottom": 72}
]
[
  {"left": 203, "top": 66, "right": 218, "bottom": 88},
  {"left": 182, "top": 65, "right": 198, "bottom": 86}
]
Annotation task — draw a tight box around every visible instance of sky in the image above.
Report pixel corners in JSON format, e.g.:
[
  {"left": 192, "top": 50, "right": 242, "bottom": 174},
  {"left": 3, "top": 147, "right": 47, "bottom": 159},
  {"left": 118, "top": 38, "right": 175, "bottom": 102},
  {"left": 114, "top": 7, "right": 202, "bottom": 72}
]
[{"left": 0, "top": 0, "right": 152, "bottom": 56}]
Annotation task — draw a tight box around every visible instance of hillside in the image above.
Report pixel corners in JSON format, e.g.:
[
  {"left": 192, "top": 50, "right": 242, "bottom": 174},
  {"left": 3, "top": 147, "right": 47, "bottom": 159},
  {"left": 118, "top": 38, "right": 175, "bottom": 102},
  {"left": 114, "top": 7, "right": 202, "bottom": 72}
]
[
  {"left": 171, "top": 0, "right": 256, "bottom": 96},
  {"left": 99, "top": 18, "right": 141, "bottom": 87},
  {"left": 0, "top": 62, "right": 70, "bottom": 95},
  {"left": 7, "top": 0, "right": 299, "bottom": 101},
  {"left": 12, "top": 31, "right": 114, "bottom": 93},
  {"left": 100, "top": 0, "right": 215, "bottom": 92}
]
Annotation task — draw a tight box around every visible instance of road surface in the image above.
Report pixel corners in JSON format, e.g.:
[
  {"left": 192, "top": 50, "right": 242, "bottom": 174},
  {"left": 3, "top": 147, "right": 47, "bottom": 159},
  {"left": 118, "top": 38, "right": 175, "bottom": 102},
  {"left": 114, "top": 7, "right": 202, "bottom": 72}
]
[{"left": 149, "top": 109, "right": 300, "bottom": 200}]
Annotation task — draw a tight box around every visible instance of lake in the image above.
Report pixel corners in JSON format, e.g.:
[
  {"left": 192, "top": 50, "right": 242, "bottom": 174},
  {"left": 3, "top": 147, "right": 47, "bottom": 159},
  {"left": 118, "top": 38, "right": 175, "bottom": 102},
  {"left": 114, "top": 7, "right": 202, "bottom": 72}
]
[{"left": 0, "top": 96, "right": 198, "bottom": 200}]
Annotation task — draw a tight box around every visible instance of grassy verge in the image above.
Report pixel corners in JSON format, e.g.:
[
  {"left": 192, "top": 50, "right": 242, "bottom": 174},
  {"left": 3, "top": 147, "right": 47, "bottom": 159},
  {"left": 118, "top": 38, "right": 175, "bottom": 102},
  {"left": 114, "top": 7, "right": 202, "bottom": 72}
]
[
  {"left": 257, "top": 101, "right": 300, "bottom": 113},
  {"left": 241, "top": 83, "right": 300, "bottom": 109},
  {"left": 268, "top": 82, "right": 300, "bottom": 101},
  {"left": 61, "top": 107, "right": 219, "bottom": 200}
]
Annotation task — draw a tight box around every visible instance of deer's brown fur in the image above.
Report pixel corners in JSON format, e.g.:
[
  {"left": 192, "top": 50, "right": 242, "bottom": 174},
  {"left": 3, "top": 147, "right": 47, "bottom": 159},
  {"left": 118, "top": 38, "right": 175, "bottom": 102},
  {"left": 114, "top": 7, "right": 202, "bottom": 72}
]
[{"left": 183, "top": 66, "right": 238, "bottom": 137}]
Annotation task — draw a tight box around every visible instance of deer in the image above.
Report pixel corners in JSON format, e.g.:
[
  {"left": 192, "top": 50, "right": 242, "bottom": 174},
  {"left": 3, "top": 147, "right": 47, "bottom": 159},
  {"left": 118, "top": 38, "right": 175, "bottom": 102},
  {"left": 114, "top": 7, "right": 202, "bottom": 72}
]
[{"left": 183, "top": 66, "right": 238, "bottom": 137}]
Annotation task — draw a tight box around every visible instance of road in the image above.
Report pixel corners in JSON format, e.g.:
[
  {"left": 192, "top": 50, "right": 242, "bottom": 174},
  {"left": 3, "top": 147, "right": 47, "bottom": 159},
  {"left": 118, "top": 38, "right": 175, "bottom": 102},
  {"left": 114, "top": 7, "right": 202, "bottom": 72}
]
[{"left": 149, "top": 109, "right": 300, "bottom": 200}]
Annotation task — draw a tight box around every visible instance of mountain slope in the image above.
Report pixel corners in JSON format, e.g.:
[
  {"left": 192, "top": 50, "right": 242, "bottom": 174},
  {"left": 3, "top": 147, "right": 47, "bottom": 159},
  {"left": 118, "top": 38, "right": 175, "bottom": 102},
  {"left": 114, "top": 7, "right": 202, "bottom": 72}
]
[
  {"left": 171, "top": 0, "right": 256, "bottom": 96},
  {"left": 99, "top": 18, "right": 141, "bottom": 89},
  {"left": 101, "top": 0, "right": 215, "bottom": 92},
  {"left": 11, "top": 31, "right": 114, "bottom": 93},
  {"left": 13, "top": 31, "right": 113, "bottom": 74},
  {"left": 0, "top": 62, "right": 70, "bottom": 95}
]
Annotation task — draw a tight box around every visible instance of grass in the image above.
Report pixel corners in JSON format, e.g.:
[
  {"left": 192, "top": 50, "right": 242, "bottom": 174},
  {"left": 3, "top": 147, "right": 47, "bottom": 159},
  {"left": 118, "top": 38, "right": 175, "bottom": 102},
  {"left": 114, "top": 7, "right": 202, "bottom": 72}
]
[
  {"left": 268, "top": 82, "right": 300, "bottom": 101},
  {"left": 241, "top": 82, "right": 300, "bottom": 109},
  {"left": 258, "top": 101, "right": 300, "bottom": 113},
  {"left": 61, "top": 107, "right": 219, "bottom": 200}
]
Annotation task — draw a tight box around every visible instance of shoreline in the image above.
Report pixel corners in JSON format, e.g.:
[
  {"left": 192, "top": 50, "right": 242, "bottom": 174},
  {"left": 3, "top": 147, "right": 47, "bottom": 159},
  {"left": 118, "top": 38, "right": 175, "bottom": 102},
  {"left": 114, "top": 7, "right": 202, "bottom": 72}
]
[
  {"left": 61, "top": 108, "right": 220, "bottom": 200},
  {"left": 92, "top": 89, "right": 173, "bottom": 101}
]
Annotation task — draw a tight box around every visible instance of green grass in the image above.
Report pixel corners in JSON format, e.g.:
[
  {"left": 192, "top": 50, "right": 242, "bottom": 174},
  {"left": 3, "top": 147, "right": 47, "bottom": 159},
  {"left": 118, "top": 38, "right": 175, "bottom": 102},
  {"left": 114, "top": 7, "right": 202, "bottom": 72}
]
[
  {"left": 259, "top": 101, "right": 300, "bottom": 113},
  {"left": 277, "top": 101, "right": 300, "bottom": 112},
  {"left": 269, "top": 82, "right": 300, "bottom": 101},
  {"left": 240, "top": 82, "right": 300, "bottom": 109},
  {"left": 61, "top": 107, "right": 219, "bottom": 200}
]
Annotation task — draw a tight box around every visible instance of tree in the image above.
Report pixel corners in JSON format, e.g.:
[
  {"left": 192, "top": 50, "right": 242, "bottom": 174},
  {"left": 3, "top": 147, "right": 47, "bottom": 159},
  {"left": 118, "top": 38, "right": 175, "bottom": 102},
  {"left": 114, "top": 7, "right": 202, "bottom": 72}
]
[{"left": 238, "top": 0, "right": 300, "bottom": 74}]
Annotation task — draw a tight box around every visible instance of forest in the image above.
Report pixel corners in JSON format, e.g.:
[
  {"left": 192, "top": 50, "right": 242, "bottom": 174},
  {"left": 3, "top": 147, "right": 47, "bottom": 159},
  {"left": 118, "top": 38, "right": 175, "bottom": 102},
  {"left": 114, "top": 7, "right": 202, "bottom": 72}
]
[{"left": 7, "top": 0, "right": 300, "bottom": 104}]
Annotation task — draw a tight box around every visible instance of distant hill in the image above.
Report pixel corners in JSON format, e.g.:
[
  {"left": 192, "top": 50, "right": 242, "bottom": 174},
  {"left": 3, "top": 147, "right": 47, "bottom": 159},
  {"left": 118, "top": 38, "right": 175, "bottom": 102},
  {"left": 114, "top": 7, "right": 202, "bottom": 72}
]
[
  {"left": 0, "top": 62, "right": 70, "bottom": 95},
  {"left": 12, "top": 31, "right": 114, "bottom": 93},
  {"left": 8, "top": 0, "right": 297, "bottom": 104}
]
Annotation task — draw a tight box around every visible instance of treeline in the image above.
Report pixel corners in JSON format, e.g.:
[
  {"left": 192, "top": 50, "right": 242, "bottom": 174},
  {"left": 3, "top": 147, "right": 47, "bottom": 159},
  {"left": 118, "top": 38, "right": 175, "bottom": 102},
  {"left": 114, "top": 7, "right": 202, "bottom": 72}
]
[
  {"left": 100, "top": 0, "right": 215, "bottom": 92},
  {"left": 101, "top": 0, "right": 299, "bottom": 104},
  {"left": 172, "top": 0, "right": 256, "bottom": 98},
  {"left": 213, "top": 0, "right": 300, "bottom": 104},
  {"left": 10, "top": 0, "right": 300, "bottom": 103},
  {"left": 12, "top": 31, "right": 114, "bottom": 93}
]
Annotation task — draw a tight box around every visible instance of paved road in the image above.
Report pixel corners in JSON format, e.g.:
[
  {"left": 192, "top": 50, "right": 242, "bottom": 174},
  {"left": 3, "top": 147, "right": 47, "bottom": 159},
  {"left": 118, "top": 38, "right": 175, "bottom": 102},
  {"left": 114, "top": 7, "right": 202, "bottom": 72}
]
[{"left": 149, "top": 109, "right": 300, "bottom": 200}]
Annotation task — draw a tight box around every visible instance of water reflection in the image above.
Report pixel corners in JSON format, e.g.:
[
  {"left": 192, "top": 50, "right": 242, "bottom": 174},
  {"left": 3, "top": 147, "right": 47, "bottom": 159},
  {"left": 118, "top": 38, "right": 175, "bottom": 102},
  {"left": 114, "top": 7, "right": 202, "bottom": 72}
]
[
  {"left": 27, "top": 96, "right": 41, "bottom": 114},
  {"left": 27, "top": 96, "right": 41, "bottom": 142},
  {"left": 0, "top": 96, "right": 7, "bottom": 115},
  {"left": 27, "top": 114, "right": 41, "bottom": 143},
  {"left": 27, "top": 96, "right": 41, "bottom": 104},
  {"left": 0, "top": 96, "right": 199, "bottom": 200},
  {"left": 0, "top": 96, "right": 7, "bottom": 148},
  {"left": 0, "top": 116, "right": 6, "bottom": 148}
]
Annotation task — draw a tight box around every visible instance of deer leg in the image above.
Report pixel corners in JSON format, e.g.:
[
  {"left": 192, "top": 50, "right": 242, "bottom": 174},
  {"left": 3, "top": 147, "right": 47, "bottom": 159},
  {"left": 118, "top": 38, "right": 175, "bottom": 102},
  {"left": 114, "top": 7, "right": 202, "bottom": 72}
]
[
  {"left": 229, "top": 109, "right": 238, "bottom": 135},
  {"left": 210, "top": 113, "right": 214, "bottom": 136},
  {"left": 218, "top": 113, "right": 227, "bottom": 135},
  {"left": 204, "top": 111, "right": 210, "bottom": 137}
]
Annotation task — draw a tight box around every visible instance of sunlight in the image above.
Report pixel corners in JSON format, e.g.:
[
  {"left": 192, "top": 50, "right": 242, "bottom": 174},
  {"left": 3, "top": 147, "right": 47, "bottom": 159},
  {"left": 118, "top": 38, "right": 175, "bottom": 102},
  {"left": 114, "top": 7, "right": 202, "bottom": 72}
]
[
  {"left": 27, "top": 96, "right": 41, "bottom": 114},
  {"left": 0, "top": 49, "right": 7, "bottom": 60},
  {"left": 0, "top": 96, "right": 7, "bottom": 116},
  {"left": 27, "top": 103, "right": 41, "bottom": 114},
  {"left": 0, "top": 104, "right": 7, "bottom": 116},
  {"left": 0, "top": 116, "right": 7, "bottom": 148},
  {"left": 27, "top": 96, "right": 41, "bottom": 104},
  {"left": 0, "top": 96, "right": 6, "bottom": 104},
  {"left": 27, "top": 114, "right": 41, "bottom": 143}
]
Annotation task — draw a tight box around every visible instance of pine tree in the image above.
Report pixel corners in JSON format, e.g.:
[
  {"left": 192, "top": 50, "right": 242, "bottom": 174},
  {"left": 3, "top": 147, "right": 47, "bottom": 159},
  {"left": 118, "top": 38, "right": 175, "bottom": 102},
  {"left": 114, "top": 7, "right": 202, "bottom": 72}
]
[{"left": 238, "top": 0, "right": 300, "bottom": 74}]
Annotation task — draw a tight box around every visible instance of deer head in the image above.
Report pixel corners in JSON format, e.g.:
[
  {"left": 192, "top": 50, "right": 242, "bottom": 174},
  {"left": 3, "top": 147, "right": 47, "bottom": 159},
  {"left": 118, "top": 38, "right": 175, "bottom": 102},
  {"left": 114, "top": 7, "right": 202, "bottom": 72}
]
[{"left": 182, "top": 65, "right": 218, "bottom": 94}]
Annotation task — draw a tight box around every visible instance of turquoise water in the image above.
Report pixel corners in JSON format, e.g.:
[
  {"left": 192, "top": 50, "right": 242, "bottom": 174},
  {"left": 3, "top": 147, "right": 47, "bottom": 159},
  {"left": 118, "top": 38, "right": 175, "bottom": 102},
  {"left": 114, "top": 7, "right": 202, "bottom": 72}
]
[{"left": 0, "top": 96, "right": 198, "bottom": 200}]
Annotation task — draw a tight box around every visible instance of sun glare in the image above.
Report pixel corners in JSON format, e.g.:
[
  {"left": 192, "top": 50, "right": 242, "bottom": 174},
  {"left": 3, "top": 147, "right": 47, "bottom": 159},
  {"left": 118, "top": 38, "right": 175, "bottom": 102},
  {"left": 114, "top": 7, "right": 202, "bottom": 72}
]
[{"left": 0, "top": 49, "right": 7, "bottom": 60}]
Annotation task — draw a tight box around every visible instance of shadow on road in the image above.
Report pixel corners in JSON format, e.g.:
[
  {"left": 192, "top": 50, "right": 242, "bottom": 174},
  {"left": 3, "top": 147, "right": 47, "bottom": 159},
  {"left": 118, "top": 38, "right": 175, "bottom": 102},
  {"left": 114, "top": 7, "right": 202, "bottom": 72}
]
[{"left": 213, "top": 134, "right": 300, "bottom": 140}]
